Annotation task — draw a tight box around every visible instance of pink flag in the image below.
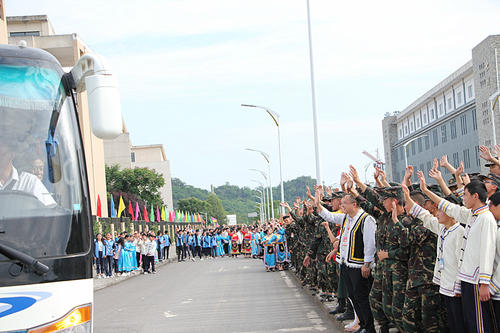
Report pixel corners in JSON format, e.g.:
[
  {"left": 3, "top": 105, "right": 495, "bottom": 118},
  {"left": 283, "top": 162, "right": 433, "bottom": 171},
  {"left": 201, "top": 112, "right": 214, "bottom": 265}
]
[
  {"left": 156, "top": 205, "right": 160, "bottom": 222},
  {"left": 135, "top": 202, "right": 139, "bottom": 221}
]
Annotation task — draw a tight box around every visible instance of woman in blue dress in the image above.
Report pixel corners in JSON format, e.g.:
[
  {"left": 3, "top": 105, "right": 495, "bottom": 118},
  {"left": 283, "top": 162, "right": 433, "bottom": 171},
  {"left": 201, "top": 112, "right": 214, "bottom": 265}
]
[
  {"left": 262, "top": 228, "right": 278, "bottom": 271},
  {"left": 275, "top": 227, "right": 287, "bottom": 271},
  {"left": 216, "top": 233, "right": 225, "bottom": 257},
  {"left": 116, "top": 237, "right": 125, "bottom": 275},
  {"left": 251, "top": 230, "right": 260, "bottom": 258}
]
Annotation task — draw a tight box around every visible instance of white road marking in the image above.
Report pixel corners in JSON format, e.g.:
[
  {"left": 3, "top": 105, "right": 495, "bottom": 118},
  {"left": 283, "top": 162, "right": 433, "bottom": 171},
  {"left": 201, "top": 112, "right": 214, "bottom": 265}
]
[{"left": 163, "top": 311, "right": 177, "bottom": 318}]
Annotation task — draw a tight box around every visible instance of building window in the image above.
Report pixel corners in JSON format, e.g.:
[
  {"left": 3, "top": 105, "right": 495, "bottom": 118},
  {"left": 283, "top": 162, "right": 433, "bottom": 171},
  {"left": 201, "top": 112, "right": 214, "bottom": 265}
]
[
  {"left": 448, "top": 98, "right": 453, "bottom": 111},
  {"left": 10, "top": 31, "right": 41, "bottom": 37},
  {"left": 420, "top": 164, "right": 424, "bottom": 173},
  {"left": 468, "top": 85, "right": 473, "bottom": 98},
  {"left": 476, "top": 145, "right": 480, "bottom": 166},
  {"left": 463, "top": 149, "right": 470, "bottom": 169},
  {"left": 416, "top": 118, "right": 420, "bottom": 127},
  {"left": 423, "top": 113, "right": 427, "bottom": 124},
  {"left": 460, "top": 114, "right": 468, "bottom": 135},
  {"left": 411, "top": 142, "right": 416, "bottom": 155},
  {"left": 405, "top": 126, "right": 408, "bottom": 135},
  {"left": 441, "top": 125, "right": 447, "bottom": 143},
  {"left": 457, "top": 91, "right": 462, "bottom": 105},
  {"left": 426, "top": 161, "right": 432, "bottom": 173},
  {"left": 472, "top": 109, "right": 477, "bottom": 131},
  {"left": 131, "top": 152, "right": 135, "bottom": 162},
  {"left": 399, "top": 129, "right": 403, "bottom": 138},
  {"left": 410, "top": 122, "right": 414, "bottom": 132},
  {"left": 438, "top": 104, "right": 443, "bottom": 116},
  {"left": 452, "top": 152, "right": 459, "bottom": 168},
  {"left": 433, "top": 129, "right": 438, "bottom": 147},
  {"left": 425, "top": 136, "right": 430, "bottom": 150},
  {"left": 450, "top": 120, "right": 457, "bottom": 139},
  {"left": 418, "top": 138, "right": 422, "bottom": 153}
]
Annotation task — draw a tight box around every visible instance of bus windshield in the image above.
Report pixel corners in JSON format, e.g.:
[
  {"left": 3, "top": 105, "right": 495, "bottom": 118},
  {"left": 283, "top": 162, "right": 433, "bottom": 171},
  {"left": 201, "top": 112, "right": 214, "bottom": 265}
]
[{"left": 0, "top": 59, "right": 90, "bottom": 262}]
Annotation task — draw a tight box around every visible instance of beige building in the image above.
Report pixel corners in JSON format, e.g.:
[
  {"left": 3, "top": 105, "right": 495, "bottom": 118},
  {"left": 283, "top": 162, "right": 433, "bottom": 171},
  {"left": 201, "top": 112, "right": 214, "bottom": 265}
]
[
  {"left": 4, "top": 14, "right": 109, "bottom": 216},
  {"left": 0, "top": 1, "right": 7, "bottom": 43},
  {"left": 103, "top": 127, "right": 174, "bottom": 212}
]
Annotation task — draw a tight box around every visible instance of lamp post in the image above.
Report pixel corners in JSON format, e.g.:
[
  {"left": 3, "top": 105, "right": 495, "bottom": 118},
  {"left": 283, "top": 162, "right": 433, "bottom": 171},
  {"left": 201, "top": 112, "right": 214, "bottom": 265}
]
[
  {"left": 242, "top": 104, "right": 285, "bottom": 214},
  {"left": 245, "top": 148, "right": 275, "bottom": 219},
  {"left": 403, "top": 134, "right": 429, "bottom": 168},
  {"left": 251, "top": 179, "right": 267, "bottom": 222},
  {"left": 250, "top": 168, "right": 274, "bottom": 220},
  {"left": 305, "top": 0, "right": 322, "bottom": 185}
]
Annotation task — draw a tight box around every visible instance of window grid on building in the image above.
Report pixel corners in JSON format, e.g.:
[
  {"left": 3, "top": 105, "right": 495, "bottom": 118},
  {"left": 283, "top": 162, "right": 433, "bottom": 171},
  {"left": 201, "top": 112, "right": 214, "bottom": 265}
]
[
  {"left": 433, "top": 129, "right": 438, "bottom": 147},
  {"left": 425, "top": 136, "right": 430, "bottom": 150},
  {"left": 472, "top": 109, "right": 477, "bottom": 131},
  {"left": 460, "top": 114, "right": 468, "bottom": 135},
  {"left": 441, "top": 125, "right": 447, "bottom": 143},
  {"left": 450, "top": 119, "right": 457, "bottom": 139},
  {"left": 418, "top": 138, "right": 422, "bottom": 153},
  {"left": 452, "top": 152, "right": 459, "bottom": 168},
  {"left": 463, "top": 149, "right": 470, "bottom": 169}
]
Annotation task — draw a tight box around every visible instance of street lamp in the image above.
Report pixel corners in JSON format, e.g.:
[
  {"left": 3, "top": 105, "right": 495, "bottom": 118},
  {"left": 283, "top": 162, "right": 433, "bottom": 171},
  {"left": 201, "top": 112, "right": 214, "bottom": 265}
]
[
  {"left": 242, "top": 104, "right": 285, "bottom": 214},
  {"left": 254, "top": 192, "right": 265, "bottom": 223},
  {"left": 250, "top": 168, "right": 274, "bottom": 220},
  {"left": 305, "top": 0, "right": 322, "bottom": 185},
  {"left": 251, "top": 180, "right": 267, "bottom": 222},
  {"left": 245, "top": 148, "right": 275, "bottom": 219},
  {"left": 403, "top": 134, "right": 429, "bottom": 168}
]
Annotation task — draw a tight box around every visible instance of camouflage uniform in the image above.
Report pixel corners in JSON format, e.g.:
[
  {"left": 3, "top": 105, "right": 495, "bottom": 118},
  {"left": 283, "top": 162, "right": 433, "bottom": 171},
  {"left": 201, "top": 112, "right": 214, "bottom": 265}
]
[
  {"left": 307, "top": 218, "right": 337, "bottom": 294},
  {"left": 356, "top": 187, "right": 392, "bottom": 330},
  {"left": 290, "top": 211, "right": 307, "bottom": 280},
  {"left": 303, "top": 212, "right": 319, "bottom": 288},
  {"left": 402, "top": 218, "right": 445, "bottom": 333}
]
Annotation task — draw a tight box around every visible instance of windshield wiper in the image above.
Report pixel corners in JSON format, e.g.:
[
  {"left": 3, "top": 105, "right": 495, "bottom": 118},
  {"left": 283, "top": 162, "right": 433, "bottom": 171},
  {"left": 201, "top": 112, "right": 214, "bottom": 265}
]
[{"left": 0, "top": 242, "right": 50, "bottom": 275}]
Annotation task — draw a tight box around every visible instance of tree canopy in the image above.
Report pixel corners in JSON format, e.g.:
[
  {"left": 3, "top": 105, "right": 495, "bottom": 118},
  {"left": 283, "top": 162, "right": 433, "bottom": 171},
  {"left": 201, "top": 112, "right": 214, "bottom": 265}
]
[{"left": 105, "top": 165, "right": 165, "bottom": 206}]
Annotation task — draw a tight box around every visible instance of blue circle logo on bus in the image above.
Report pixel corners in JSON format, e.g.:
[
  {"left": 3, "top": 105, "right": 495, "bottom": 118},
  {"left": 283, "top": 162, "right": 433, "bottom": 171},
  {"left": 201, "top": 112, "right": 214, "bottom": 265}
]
[{"left": 0, "top": 292, "right": 51, "bottom": 318}]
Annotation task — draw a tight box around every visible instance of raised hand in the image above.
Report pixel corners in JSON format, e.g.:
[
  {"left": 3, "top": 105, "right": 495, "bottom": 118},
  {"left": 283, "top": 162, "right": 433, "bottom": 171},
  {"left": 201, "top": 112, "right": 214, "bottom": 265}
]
[
  {"left": 349, "top": 165, "right": 361, "bottom": 183},
  {"left": 495, "top": 145, "right": 500, "bottom": 158},
  {"left": 417, "top": 170, "right": 428, "bottom": 192},
  {"left": 391, "top": 200, "right": 398, "bottom": 223},
  {"left": 462, "top": 173, "right": 471, "bottom": 186},
  {"left": 428, "top": 168, "right": 442, "bottom": 181},
  {"left": 456, "top": 161, "right": 464, "bottom": 176},
  {"left": 432, "top": 158, "right": 439, "bottom": 171},
  {"left": 346, "top": 178, "right": 354, "bottom": 191},
  {"left": 325, "top": 186, "right": 333, "bottom": 196},
  {"left": 479, "top": 145, "right": 494, "bottom": 161},
  {"left": 440, "top": 155, "right": 450, "bottom": 168}
]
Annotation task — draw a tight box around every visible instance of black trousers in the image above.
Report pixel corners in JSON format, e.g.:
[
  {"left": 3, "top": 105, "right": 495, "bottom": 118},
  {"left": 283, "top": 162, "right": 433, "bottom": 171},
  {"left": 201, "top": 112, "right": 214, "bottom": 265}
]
[
  {"left": 223, "top": 243, "right": 229, "bottom": 255},
  {"left": 95, "top": 252, "right": 104, "bottom": 274},
  {"left": 104, "top": 256, "right": 113, "bottom": 276},
  {"left": 442, "top": 295, "right": 465, "bottom": 333},
  {"left": 461, "top": 281, "right": 496, "bottom": 333},
  {"left": 176, "top": 245, "right": 183, "bottom": 261},
  {"left": 195, "top": 246, "right": 202, "bottom": 259},
  {"left": 340, "top": 264, "right": 375, "bottom": 331},
  {"left": 143, "top": 255, "right": 154, "bottom": 272},
  {"left": 183, "top": 245, "right": 189, "bottom": 259},
  {"left": 163, "top": 246, "right": 170, "bottom": 259},
  {"left": 494, "top": 300, "right": 500, "bottom": 333}
]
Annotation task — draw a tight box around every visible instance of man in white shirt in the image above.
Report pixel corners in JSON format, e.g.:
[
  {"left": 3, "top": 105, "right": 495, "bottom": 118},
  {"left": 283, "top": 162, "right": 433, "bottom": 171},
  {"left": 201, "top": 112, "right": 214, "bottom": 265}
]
[
  {"left": 0, "top": 141, "right": 55, "bottom": 206},
  {"left": 315, "top": 191, "right": 377, "bottom": 333}
]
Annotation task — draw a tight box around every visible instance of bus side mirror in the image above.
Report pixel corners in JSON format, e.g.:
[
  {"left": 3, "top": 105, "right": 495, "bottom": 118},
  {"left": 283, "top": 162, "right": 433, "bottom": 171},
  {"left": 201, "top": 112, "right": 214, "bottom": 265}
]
[
  {"left": 70, "top": 54, "right": 123, "bottom": 140},
  {"left": 86, "top": 74, "right": 122, "bottom": 139}
]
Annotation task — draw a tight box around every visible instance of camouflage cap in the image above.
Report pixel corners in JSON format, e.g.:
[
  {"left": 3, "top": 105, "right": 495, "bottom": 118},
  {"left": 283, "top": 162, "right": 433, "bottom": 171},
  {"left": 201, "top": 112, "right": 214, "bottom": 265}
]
[
  {"left": 485, "top": 173, "right": 500, "bottom": 187},
  {"left": 378, "top": 186, "right": 404, "bottom": 202}
]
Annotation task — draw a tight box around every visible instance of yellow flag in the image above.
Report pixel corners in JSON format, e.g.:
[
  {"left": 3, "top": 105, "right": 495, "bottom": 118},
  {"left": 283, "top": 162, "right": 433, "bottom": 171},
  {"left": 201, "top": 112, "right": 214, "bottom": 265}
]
[
  {"left": 161, "top": 206, "right": 166, "bottom": 221},
  {"left": 117, "top": 196, "right": 126, "bottom": 218}
]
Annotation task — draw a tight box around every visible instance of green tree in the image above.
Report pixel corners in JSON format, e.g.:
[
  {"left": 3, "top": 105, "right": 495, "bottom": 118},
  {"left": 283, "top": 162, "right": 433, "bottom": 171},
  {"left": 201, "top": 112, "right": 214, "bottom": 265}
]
[
  {"left": 206, "top": 193, "right": 227, "bottom": 224},
  {"left": 178, "top": 197, "right": 210, "bottom": 213},
  {"left": 105, "top": 165, "right": 165, "bottom": 206}
]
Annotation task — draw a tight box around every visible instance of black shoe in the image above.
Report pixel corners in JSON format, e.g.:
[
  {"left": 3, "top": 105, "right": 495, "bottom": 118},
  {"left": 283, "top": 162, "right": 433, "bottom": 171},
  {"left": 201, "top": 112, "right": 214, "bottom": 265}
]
[
  {"left": 336, "top": 310, "right": 354, "bottom": 321},
  {"left": 328, "top": 304, "right": 345, "bottom": 315}
]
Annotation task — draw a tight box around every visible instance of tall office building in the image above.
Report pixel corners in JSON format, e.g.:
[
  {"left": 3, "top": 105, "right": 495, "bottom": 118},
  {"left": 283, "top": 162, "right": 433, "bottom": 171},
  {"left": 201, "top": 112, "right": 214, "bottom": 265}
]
[{"left": 383, "top": 35, "right": 500, "bottom": 183}]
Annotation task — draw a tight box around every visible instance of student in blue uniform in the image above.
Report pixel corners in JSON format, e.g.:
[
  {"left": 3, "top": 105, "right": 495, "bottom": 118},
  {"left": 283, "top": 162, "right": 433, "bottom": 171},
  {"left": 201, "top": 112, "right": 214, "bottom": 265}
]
[
  {"left": 211, "top": 232, "right": 218, "bottom": 257},
  {"left": 103, "top": 233, "right": 115, "bottom": 278},
  {"left": 164, "top": 232, "right": 171, "bottom": 260},
  {"left": 94, "top": 233, "right": 105, "bottom": 278},
  {"left": 176, "top": 230, "right": 184, "bottom": 262}
]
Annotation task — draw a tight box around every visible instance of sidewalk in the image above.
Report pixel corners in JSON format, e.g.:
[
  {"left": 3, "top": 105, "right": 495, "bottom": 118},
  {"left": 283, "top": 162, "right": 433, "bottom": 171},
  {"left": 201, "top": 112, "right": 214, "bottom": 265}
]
[{"left": 93, "top": 246, "right": 178, "bottom": 291}]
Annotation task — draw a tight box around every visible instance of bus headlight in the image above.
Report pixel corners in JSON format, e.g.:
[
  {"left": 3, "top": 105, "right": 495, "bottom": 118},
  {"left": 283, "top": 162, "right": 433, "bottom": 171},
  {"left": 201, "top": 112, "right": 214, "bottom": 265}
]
[{"left": 28, "top": 304, "right": 91, "bottom": 333}]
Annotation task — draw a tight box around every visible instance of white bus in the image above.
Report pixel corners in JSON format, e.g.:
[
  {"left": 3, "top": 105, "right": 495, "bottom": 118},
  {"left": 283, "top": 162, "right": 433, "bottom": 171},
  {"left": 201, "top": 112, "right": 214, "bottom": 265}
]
[{"left": 0, "top": 43, "right": 121, "bottom": 332}]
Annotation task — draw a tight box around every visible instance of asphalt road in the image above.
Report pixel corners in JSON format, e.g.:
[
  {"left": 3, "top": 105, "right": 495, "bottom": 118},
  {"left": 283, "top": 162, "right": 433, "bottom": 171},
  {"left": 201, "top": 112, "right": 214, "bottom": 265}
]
[{"left": 94, "top": 256, "right": 341, "bottom": 333}]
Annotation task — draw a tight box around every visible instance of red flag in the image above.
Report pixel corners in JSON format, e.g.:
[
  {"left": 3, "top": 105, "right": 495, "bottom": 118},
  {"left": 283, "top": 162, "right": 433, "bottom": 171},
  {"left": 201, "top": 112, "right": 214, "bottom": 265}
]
[
  {"left": 96, "top": 195, "right": 102, "bottom": 218},
  {"left": 144, "top": 205, "right": 150, "bottom": 222},
  {"left": 128, "top": 201, "right": 133, "bottom": 219}
]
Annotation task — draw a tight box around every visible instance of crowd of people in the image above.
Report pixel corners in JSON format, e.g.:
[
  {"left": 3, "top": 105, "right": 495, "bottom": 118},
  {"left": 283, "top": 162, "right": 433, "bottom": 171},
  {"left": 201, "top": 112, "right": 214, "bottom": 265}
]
[
  {"left": 270, "top": 145, "right": 500, "bottom": 333},
  {"left": 93, "top": 230, "right": 172, "bottom": 277}
]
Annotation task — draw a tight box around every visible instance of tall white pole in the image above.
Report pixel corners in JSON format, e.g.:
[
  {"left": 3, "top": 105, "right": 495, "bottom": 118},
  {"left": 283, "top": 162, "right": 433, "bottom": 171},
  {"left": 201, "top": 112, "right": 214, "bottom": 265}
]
[
  {"left": 306, "top": 0, "right": 322, "bottom": 185},
  {"left": 268, "top": 162, "right": 275, "bottom": 220},
  {"left": 277, "top": 124, "right": 285, "bottom": 214}
]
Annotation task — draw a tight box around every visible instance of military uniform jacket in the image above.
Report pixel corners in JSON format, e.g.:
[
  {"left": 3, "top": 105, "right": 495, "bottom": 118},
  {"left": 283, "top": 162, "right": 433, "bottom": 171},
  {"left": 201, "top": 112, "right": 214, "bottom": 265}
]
[
  {"left": 438, "top": 199, "right": 497, "bottom": 291},
  {"left": 410, "top": 204, "right": 464, "bottom": 297}
]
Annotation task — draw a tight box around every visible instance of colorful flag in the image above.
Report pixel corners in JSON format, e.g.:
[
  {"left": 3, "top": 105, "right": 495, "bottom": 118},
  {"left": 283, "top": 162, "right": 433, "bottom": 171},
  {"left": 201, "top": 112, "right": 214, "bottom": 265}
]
[
  {"left": 117, "top": 196, "right": 126, "bottom": 218},
  {"left": 156, "top": 205, "right": 160, "bottom": 222},
  {"left": 191, "top": 213, "right": 194, "bottom": 223},
  {"left": 135, "top": 202, "right": 140, "bottom": 221},
  {"left": 110, "top": 195, "right": 116, "bottom": 218},
  {"left": 96, "top": 195, "right": 102, "bottom": 218},
  {"left": 176, "top": 210, "right": 181, "bottom": 222},
  {"left": 144, "top": 205, "right": 150, "bottom": 222},
  {"left": 150, "top": 204, "right": 155, "bottom": 222},
  {"left": 128, "top": 201, "right": 133, "bottom": 219},
  {"left": 161, "top": 206, "right": 166, "bottom": 221},
  {"left": 168, "top": 211, "right": 173, "bottom": 222}
]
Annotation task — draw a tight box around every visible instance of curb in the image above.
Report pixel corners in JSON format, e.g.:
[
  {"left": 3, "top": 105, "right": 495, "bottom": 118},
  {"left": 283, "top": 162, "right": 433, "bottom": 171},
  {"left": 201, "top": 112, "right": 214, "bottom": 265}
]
[
  {"left": 93, "top": 254, "right": 178, "bottom": 292},
  {"left": 286, "top": 269, "right": 348, "bottom": 332}
]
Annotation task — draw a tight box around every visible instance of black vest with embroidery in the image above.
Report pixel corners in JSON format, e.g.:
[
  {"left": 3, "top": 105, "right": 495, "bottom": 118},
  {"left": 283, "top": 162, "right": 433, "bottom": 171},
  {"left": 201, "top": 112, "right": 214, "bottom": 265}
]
[{"left": 336, "top": 212, "right": 369, "bottom": 266}]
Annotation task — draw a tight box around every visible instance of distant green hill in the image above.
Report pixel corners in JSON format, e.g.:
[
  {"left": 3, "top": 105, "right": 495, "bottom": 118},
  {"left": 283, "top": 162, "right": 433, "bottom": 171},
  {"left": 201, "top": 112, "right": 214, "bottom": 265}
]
[{"left": 171, "top": 176, "right": 317, "bottom": 224}]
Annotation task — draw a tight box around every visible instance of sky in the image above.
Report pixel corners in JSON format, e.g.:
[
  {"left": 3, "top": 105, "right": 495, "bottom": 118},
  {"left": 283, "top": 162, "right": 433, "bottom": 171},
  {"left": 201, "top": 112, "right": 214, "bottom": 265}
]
[{"left": 6, "top": 0, "right": 500, "bottom": 190}]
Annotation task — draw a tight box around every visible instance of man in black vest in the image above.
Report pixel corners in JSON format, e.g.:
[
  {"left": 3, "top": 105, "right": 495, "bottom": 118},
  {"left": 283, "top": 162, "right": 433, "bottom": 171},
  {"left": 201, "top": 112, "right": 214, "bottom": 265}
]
[{"left": 315, "top": 189, "right": 377, "bottom": 333}]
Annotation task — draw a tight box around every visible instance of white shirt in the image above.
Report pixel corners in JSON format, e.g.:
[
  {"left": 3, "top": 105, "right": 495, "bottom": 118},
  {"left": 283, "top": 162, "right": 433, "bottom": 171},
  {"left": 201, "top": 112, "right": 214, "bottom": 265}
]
[
  {"left": 0, "top": 167, "right": 56, "bottom": 206},
  {"left": 438, "top": 199, "right": 497, "bottom": 291},
  {"left": 319, "top": 207, "right": 377, "bottom": 268},
  {"left": 410, "top": 204, "right": 464, "bottom": 297}
]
